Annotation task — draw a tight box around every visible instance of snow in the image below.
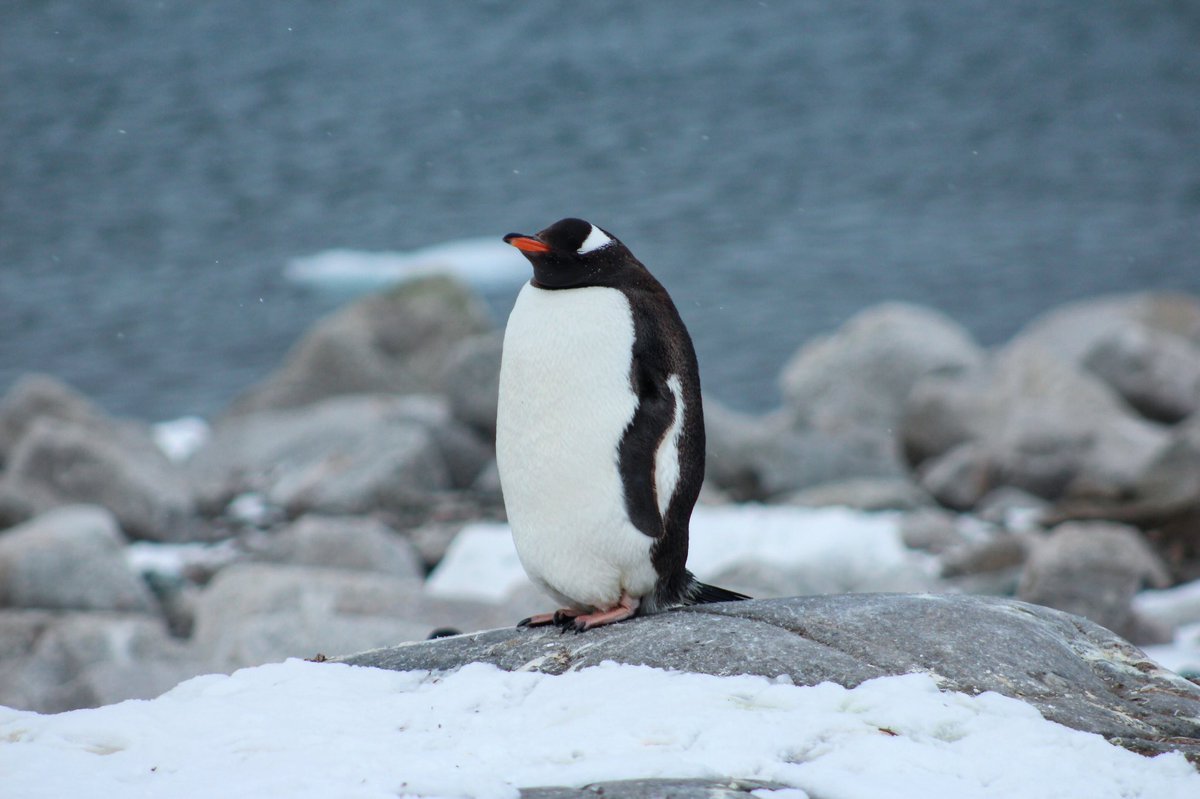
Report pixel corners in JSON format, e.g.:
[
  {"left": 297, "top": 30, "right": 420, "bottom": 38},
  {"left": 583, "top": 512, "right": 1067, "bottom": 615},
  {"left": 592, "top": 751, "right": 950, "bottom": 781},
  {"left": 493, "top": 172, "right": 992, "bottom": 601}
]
[
  {"left": 152, "top": 416, "right": 210, "bottom": 462},
  {"left": 284, "top": 237, "right": 529, "bottom": 291},
  {"left": 426, "top": 505, "right": 935, "bottom": 603},
  {"left": 125, "top": 539, "right": 240, "bottom": 582},
  {"left": 2, "top": 660, "right": 1195, "bottom": 799}
]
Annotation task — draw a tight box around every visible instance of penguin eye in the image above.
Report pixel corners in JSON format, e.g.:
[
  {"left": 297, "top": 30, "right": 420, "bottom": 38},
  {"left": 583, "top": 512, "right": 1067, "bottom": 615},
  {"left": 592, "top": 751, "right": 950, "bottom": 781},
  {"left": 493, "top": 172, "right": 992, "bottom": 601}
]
[{"left": 576, "top": 225, "right": 613, "bottom": 255}]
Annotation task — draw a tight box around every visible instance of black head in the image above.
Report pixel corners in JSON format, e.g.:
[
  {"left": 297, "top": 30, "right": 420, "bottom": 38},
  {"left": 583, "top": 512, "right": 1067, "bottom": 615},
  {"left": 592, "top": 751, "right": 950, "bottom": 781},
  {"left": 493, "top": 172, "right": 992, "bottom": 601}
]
[{"left": 503, "top": 217, "right": 640, "bottom": 289}]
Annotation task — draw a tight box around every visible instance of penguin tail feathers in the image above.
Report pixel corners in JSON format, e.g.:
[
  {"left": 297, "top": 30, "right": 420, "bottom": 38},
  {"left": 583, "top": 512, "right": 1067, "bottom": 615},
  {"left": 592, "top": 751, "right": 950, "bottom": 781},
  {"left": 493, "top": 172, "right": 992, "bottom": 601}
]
[{"left": 687, "top": 582, "right": 751, "bottom": 605}]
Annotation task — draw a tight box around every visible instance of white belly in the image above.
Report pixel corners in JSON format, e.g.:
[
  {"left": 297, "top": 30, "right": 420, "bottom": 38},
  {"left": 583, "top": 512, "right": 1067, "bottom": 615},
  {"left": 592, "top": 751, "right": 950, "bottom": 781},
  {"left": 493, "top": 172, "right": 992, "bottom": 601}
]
[{"left": 495, "top": 282, "right": 658, "bottom": 611}]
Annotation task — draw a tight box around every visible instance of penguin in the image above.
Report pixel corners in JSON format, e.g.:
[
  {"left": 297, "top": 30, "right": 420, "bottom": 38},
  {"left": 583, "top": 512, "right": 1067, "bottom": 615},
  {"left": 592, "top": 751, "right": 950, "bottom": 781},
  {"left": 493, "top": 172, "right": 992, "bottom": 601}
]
[{"left": 496, "top": 217, "right": 748, "bottom": 632}]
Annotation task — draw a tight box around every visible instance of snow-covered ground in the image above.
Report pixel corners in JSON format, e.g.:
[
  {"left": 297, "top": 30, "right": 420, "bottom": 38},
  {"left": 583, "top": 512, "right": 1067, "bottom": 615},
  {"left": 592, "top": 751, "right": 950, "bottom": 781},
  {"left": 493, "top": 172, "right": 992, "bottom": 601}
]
[
  {"left": 283, "top": 237, "right": 529, "bottom": 292},
  {"left": 3, "top": 658, "right": 1197, "bottom": 799}
]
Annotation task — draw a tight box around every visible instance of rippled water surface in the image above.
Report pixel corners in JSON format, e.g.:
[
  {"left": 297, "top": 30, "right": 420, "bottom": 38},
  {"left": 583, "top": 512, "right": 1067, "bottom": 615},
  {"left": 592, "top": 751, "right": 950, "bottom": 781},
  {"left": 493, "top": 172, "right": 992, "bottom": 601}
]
[{"left": 2, "top": 1, "right": 1198, "bottom": 418}]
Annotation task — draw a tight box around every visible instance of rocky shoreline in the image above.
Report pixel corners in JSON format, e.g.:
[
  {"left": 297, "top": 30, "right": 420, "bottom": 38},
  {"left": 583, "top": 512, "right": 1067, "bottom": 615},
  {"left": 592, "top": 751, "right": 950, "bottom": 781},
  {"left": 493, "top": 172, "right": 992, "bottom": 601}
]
[{"left": 1, "top": 276, "right": 1199, "bottom": 715}]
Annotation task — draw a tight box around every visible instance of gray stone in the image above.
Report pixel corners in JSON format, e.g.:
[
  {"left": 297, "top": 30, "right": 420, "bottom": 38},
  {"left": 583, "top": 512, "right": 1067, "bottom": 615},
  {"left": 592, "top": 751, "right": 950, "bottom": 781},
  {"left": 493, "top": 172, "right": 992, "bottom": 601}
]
[
  {"left": 187, "top": 395, "right": 459, "bottom": 517},
  {"left": 783, "top": 477, "right": 930, "bottom": 512},
  {"left": 227, "top": 276, "right": 492, "bottom": 416},
  {"left": 0, "top": 612, "right": 194, "bottom": 712},
  {"left": 1012, "top": 292, "right": 1200, "bottom": 367},
  {"left": 0, "top": 415, "right": 196, "bottom": 542},
  {"left": 940, "top": 532, "right": 1031, "bottom": 578},
  {"left": 255, "top": 514, "right": 424, "bottom": 578},
  {"left": 520, "top": 778, "right": 788, "bottom": 799},
  {"left": 338, "top": 594, "right": 1200, "bottom": 763},
  {"left": 440, "top": 332, "right": 503, "bottom": 438},
  {"left": 192, "top": 563, "right": 510, "bottom": 669},
  {"left": 0, "top": 374, "right": 107, "bottom": 463},
  {"left": 1084, "top": 325, "right": 1200, "bottom": 423},
  {"left": 780, "top": 303, "right": 983, "bottom": 445},
  {"left": 902, "top": 343, "right": 1172, "bottom": 507},
  {"left": 917, "top": 441, "right": 993, "bottom": 510},
  {"left": 407, "top": 521, "right": 468, "bottom": 569},
  {"left": 898, "top": 507, "right": 966, "bottom": 553},
  {"left": 0, "top": 505, "right": 155, "bottom": 612},
  {"left": 1019, "top": 521, "right": 1171, "bottom": 644},
  {"left": 704, "top": 401, "right": 903, "bottom": 502}
]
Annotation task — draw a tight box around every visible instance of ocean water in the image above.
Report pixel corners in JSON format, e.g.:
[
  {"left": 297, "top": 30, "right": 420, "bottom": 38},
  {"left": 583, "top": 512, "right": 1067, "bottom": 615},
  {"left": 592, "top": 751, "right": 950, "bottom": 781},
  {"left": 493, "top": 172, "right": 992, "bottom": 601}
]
[{"left": 2, "top": 1, "right": 1198, "bottom": 420}]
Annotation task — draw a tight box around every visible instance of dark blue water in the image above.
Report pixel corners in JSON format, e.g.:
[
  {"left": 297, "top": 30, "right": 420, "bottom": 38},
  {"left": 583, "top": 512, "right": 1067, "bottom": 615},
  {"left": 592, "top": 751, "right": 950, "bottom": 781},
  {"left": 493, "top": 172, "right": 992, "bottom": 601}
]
[{"left": 3, "top": 1, "right": 1199, "bottom": 420}]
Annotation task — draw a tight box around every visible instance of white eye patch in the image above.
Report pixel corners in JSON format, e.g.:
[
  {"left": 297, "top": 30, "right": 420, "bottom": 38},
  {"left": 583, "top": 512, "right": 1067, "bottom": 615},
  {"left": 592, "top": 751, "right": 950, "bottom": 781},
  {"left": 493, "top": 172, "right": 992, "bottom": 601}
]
[{"left": 577, "top": 225, "right": 613, "bottom": 255}]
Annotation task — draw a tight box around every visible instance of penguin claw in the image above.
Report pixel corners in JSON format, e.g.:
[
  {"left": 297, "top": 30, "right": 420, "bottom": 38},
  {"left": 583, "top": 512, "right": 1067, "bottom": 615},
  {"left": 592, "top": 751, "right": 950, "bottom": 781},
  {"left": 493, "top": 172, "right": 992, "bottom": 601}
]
[{"left": 517, "top": 609, "right": 580, "bottom": 629}]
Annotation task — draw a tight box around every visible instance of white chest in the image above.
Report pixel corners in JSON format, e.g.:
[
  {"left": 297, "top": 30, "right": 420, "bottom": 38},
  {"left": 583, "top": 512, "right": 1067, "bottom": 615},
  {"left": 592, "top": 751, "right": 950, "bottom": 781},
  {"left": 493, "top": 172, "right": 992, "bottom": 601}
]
[{"left": 495, "top": 283, "right": 657, "bottom": 610}]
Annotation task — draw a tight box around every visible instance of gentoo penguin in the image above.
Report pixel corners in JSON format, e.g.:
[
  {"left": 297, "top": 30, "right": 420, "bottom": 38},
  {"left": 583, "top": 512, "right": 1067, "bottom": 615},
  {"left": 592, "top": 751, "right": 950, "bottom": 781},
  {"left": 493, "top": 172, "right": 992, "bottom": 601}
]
[{"left": 497, "top": 217, "right": 747, "bottom": 632}]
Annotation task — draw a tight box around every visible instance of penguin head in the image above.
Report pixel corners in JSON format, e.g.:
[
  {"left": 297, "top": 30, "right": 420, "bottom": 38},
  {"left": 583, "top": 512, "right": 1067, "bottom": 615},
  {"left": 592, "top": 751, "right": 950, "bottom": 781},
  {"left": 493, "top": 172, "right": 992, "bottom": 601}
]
[{"left": 503, "top": 217, "right": 635, "bottom": 289}]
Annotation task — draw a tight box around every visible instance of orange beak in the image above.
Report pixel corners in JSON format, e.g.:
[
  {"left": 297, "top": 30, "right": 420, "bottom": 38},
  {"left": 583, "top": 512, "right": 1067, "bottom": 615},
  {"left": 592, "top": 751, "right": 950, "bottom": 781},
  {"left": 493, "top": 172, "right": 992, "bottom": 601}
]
[{"left": 503, "top": 233, "right": 551, "bottom": 254}]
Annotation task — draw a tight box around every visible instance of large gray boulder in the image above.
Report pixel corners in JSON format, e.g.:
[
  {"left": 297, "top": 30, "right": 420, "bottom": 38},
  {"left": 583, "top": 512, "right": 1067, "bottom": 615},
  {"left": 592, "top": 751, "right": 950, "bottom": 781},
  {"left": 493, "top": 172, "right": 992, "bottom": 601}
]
[
  {"left": 1018, "top": 522, "right": 1172, "bottom": 644},
  {"left": 1084, "top": 325, "right": 1200, "bottom": 424},
  {"left": 0, "top": 374, "right": 114, "bottom": 463},
  {"left": 1011, "top": 292, "right": 1200, "bottom": 424},
  {"left": 704, "top": 401, "right": 903, "bottom": 501},
  {"left": 903, "top": 342, "right": 1171, "bottom": 508},
  {"left": 1012, "top": 292, "right": 1200, "bottom": 366},
  {"left": 339, "top": 594, "right": 1200, "bottom": 764},
  {"left": 192, "top": 563, "right": 511, "bottom": 669},
  {"left": 253, "top": 514, "right": 424, "bottom": 579},
  {"left": 0, "top": 505, "right": 155, "bottom": 613},
  {"left": 0, "top": 376, "right": 197, "bottom": 539},
  {"left": 0, "top": 611, "right": 194, "bottom": 713},
  {"left": 780, "top": 303, "right": 984, "bottom": 455},
  {"left": 227, "top": 276, "right": 492, "bottom": 416},
  {"left": 187, "top": 394, "right": 488, "bottom": 518},
  {"left": 1, "top": 420, "right": 198, "bottom": 541},
  {"left": 439, "top": 332, "right": 503, "bottom": 439}
]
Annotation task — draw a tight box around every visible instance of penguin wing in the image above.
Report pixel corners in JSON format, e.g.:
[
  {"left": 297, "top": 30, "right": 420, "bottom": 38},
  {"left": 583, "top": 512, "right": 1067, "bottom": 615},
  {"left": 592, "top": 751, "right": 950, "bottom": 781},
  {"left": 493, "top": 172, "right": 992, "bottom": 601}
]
[{"left": 618, "top": 347, "right": 677, "bottom": 539}]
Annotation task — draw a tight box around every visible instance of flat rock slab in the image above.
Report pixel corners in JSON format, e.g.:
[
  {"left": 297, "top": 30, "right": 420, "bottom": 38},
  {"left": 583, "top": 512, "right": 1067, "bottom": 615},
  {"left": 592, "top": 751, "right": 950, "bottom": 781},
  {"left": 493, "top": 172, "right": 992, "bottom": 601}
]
[
  {"left": 520, "top": 778, "right": 788, "bottom": 799},
  {"left": 338, "top": 594, "right": 1200, "bottom": 765}
]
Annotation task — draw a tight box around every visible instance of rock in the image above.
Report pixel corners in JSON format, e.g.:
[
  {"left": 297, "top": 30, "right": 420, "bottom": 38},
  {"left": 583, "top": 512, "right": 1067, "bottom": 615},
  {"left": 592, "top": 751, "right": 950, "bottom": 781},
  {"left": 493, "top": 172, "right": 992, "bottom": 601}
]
[
  {"left": 917, "top": 441, "right": 993, "bottom": 510},
  {"left": 187, "top": 395, "right": 467, "bottom": 518},
  {"left": 440, "top": 332, "right": 503, "bottom": 438},
  {"left": 0, "top": 612, "right": 194, "bottom": 712},
  {"left": 227, "top": 276, "right": 492, "bottom": 416},
  {"left": 780, "top": 303, "right": 984, "bottom": 448},
  {"left": 0, "top": 376, "right": 198, "bottom": 540},
  {"left": 520, "top": 778, "right": 788, "bottom": 799},
  {"left": 898, "top": 507, "right": 966, "bottom": 553},
  {"left": 192, "top": 563, "right": 510, "bottom": 669},
  {"left": 940, "top": 532, "right": 1031, "bottom": 578},
  {"left": 902, "top": 343, "right": 1172, "bottom": 508},
  {"left": 0, "top": 374, "right": 108, "bottom": 463},
  {"left": 704, "top": 402, "right": 902, "bottom": 501},
  {"left": 1130, "top": 414, "right": 1200, "bottom": 515},
  {"left": 1012, "top": 293, "right": 1200, "bottom": 367},
  {"left": 0, "top": 505, "right": 155, "bottom": 613},
  {"left": 254, "top": 515, "right": 423, "bottom": 579},
  {"left": 337, "top": 594, "right": 1200, "bottom": 764},
  {"left": 407, "top": 521, "right": 468, "bottom": 570},
  {"left": 1084, "top": 325, "right": 1200, "bottom": 424},
  {"left": 1019, "top": 522, "right": 1172, "bottom": 644},
  {"left": 784, "top": 477, "right": 931, "bottom": 512}
]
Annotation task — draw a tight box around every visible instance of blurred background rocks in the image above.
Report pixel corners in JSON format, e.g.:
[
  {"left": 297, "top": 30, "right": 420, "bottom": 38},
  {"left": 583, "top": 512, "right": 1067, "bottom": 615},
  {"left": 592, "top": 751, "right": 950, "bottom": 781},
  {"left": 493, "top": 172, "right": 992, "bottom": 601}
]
[{"left": 1, "top": 279, "right": 1198, "bottom": 711}]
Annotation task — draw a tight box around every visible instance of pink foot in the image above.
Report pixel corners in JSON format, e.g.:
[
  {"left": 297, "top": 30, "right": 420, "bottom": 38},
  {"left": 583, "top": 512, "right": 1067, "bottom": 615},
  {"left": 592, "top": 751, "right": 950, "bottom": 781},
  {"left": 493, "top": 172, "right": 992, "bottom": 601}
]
[{"left": 570, "top": 593, "right": 640, "bottom": 632}]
